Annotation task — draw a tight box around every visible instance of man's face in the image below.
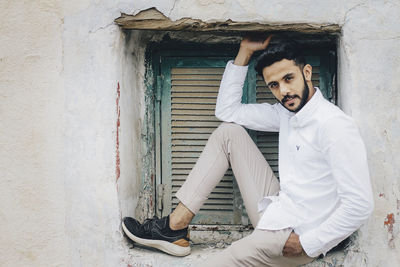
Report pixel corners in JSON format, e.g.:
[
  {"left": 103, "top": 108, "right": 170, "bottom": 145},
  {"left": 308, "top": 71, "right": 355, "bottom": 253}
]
[{"left": 262, "top": 59, "right": 312, "bottom": 113}]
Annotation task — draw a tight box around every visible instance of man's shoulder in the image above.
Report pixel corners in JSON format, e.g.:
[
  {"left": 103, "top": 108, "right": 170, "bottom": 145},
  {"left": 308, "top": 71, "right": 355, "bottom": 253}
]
[
  {"left": 316, "top": 99, "right": 359, "bottom": 140},
  {"left": 317, "top": 98, "right": 353, "bottom": 124}
]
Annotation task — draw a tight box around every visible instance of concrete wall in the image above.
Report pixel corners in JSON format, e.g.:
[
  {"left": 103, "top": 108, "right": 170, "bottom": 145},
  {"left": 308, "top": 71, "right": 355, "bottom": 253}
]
[{"left": 1, "top": 0, "right": 399, "bottom": 266}]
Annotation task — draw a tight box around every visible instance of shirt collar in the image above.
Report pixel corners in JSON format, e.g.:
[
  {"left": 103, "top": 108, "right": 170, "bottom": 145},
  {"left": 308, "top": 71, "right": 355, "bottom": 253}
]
[{"left": 290, "top": 87, "right": 323, "bottom": 127}]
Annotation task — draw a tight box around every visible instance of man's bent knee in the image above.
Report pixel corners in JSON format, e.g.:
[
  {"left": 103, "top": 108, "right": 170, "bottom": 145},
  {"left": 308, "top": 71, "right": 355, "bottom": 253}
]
[{"left": 213, "top": 122, "right": 247, "bottom": 138}]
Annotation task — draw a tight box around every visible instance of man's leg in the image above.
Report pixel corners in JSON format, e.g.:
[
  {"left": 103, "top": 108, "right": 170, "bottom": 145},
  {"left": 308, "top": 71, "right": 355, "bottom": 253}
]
[
  {"left": 205, "top": 229, "right": 314, "bottom": 267},
  {"left": 176, "top": 123, "right": 314, "bottom": 266},
  {"left": 122, "top": 122, "right": 280, "bottom": 257},
  {"left": 175, "top": 122, "right": 280, "bottom": 227}
]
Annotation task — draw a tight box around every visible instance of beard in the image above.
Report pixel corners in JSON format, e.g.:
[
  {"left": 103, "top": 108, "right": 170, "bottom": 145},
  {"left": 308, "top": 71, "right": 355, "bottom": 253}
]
[{"left": 280, "top": 74, "right": 310, "bottom": 113}]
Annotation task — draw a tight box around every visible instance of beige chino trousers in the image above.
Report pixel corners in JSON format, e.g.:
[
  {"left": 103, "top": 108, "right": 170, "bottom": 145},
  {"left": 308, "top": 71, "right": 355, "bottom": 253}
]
[{"left": 176, "top": 123, "right": 314, "bottom": 266}]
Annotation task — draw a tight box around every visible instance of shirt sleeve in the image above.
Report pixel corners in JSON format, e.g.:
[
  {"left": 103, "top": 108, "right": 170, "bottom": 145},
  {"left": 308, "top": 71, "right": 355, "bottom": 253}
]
[
  {"left": 299, "top": 115, "right": 374, "bottom": 257},
  {"left": 215, "top": 60, "right": 281, "bottom": 132}
]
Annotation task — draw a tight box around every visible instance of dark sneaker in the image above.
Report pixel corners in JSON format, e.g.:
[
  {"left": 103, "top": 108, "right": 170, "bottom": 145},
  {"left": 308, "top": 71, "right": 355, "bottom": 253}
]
[{"left": 122, "top": 216, "right": 191, "bottom": 256}]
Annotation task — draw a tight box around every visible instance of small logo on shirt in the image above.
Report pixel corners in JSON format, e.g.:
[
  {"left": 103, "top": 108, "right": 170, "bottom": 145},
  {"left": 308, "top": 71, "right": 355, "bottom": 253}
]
[{"left": 296, "top": 145, "right": 300, "bottom": 151}]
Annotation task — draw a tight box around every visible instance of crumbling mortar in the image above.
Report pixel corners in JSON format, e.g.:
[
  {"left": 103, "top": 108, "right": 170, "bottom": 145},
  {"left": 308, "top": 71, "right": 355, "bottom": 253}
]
[{"left": 115, "top": 8, "right": 340, "bottom": 34}]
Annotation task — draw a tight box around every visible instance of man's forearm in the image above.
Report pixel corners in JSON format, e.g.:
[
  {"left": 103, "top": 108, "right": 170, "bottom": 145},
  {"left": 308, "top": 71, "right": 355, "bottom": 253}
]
[{"left": 234, "top": 47, "right": 253, "bottom": 66}]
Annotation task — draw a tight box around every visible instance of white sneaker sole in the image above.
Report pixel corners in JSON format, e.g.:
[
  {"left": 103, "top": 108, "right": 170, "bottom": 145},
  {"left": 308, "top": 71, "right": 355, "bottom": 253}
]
[{"left": 122, "top": 220, "right": 191, "bottom": 257}]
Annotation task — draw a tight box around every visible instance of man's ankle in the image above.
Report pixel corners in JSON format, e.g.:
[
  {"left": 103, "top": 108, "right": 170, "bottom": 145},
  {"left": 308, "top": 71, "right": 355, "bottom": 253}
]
[
  {"left": 168, "top": 202, "right": 194, "bottom": 230},
  {"left": 169, "top": 215, "right": 188, "bottom": 231}
]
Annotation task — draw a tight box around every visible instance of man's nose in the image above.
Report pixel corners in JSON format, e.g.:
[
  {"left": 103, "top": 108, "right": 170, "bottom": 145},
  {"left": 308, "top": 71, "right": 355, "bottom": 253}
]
[{"left": 280, "top": 85, "right": 290, "bottom": 95}]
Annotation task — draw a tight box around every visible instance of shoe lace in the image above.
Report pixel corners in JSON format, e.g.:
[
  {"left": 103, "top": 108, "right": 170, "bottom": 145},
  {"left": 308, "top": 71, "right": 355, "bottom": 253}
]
[{"left": 141, "top": 216, "right": 159, "bottom": 234}]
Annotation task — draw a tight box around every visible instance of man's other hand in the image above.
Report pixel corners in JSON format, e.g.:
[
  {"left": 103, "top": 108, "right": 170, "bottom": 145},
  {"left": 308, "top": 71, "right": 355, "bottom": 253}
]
[{"left": 282, "top": 232, "right": 306, "bottom": 257}]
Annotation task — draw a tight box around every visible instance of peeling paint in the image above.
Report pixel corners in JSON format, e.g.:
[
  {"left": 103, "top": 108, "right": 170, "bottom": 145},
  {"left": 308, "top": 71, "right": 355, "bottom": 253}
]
[
  {"left": 384, "top": 213, "right": 396, "bottom": 248},
  {"left": 384, "top": 213, "right": 395, "bottom": 228},
  {"left": 135, "top": 55, "right": 157, "bottom": 222}
]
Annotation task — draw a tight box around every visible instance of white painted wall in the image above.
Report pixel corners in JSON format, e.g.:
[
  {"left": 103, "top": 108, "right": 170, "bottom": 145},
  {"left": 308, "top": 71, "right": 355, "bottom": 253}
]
[
  {"left": 0, "top": 1, "right": 69, "bottom": 266},
  {"left": 1, "top": 0, "right": 399, "bottom": 266}
]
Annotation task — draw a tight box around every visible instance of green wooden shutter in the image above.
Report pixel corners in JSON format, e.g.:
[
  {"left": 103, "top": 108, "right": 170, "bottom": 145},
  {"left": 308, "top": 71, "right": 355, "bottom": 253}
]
[{"left": 160, "top": 57, "right": 243, "bottom": 224}]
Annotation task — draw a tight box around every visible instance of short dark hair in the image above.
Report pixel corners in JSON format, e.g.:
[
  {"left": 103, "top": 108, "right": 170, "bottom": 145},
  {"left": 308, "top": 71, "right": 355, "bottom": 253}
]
[{"left": 255, "top": 39, "right": 306, "bottom": 77}]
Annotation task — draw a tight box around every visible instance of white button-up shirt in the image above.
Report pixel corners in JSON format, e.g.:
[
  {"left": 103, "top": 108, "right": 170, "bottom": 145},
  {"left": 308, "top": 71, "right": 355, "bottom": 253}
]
[{"left": 215, "top": 61, "right": 374, "bottom": 257}]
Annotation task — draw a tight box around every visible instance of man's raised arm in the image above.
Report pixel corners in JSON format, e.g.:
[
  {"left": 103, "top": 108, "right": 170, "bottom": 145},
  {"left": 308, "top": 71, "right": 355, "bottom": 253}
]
[{"left": 215, "top": 36, "right": 281, "bottom": 132}]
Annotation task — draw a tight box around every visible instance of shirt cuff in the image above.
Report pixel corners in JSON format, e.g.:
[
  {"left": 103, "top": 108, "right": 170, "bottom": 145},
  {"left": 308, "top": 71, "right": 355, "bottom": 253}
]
[
  {"left": 299, "top": 229, "right": 323, "bottom": 258},
  {"left": 225, "top": 60, "right": 249, "bottom": 81}
]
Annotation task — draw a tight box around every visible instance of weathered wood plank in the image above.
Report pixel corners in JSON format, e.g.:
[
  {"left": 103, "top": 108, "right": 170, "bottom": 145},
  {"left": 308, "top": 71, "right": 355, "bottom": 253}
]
[
  {"left": 115, "top": 8, "right": 341, "bottom": 34},
  {"left": 172, "top": 103, "right": 216, "bottom": 109},
  {"left": 171, "top": 68, "right": 225, "bottom": 75},
  {"left": 172, "top": 74, "right": 222, "bottom": 80},
  {"left": 171, "top": 86, "right": 220, "bottom": 92},
  {"left": 171, "top": 92, "right": 218, "bottom": 98},
  {"left": 172, "top": 115, "right": 219, "bottom": 121},
  {"left": 172, "top": 80, "right": 221, "bottom": 86}
]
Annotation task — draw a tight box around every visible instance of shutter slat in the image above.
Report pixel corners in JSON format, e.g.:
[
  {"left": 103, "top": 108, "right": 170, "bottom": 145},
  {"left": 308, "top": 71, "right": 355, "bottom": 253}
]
[
  {"left": 172, "top": 146, "right": 206, "bottom": 152},
  {"left": 171, "top": 68, "right": 225, "bottom": 75},
  {"left": 172, "top": 86, "right": 219, "bottom": 92},
  {"left": 172, "top": 80, "right": 221, "bottom": 86},
  {"left": 172, "top": 115, "right": 219, "bottom": 121},
  {"left": 172, "top": 152, "right": 203, "bottom": 158},
  {"left": 172, "top": 98, "right": 217, "bottom": 104},
  {"left": 172, "top": 109, "right": 216, "bottom": 115},
  {"left": 172, "top": 121, "right": 220, "bottom": 127},
  {"left": 172, "top": 133, "right": 216, "bottom": 140},
  {"left": 171, "top": 174, "right": 233, "bottom": 182},
  {"left": 172, "top": 103, "right": 215, "bottom": 110},
  {"left": 172, "top": 74, "right": 222, "bottom": 80},
  {"left": 172, "top": 92, "right": 218, "bottom": 98},
  {"left": 172, "top": 128, "right": 216, "bottom": 134},
  {"left": 172, "top": 139, "right": 207, "bottom": 145}
]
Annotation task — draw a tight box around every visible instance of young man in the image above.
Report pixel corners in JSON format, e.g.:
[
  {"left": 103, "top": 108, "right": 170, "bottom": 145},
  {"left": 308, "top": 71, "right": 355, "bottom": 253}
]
[{"left": 122, "top": 36, "right": 374, "bottom": 266}]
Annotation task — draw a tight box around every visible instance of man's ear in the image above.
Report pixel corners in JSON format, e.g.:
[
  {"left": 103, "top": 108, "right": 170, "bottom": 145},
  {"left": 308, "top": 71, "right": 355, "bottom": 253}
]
[{"left": 302, "top": 64, "right": 312, "bottom": 82}]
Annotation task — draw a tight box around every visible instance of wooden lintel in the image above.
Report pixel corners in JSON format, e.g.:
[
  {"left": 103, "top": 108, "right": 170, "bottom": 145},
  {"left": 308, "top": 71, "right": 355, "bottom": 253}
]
[{"left": 115, "top": 8, "right": 340, "bottom": 34}]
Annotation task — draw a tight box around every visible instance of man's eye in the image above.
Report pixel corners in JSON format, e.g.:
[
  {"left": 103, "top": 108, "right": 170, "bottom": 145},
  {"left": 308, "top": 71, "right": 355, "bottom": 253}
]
[
  {"left": 285, "top": 76, "right": 293, "bottom": 82},
  {"left": 269, "top": 83, "right": 278, "bottom": 89}
]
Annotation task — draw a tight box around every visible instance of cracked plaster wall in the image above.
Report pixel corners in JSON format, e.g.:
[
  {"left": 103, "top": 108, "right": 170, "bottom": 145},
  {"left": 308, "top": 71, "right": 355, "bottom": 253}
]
[{"left": 1, "top": 0, "right": 399, "bottom": 266}]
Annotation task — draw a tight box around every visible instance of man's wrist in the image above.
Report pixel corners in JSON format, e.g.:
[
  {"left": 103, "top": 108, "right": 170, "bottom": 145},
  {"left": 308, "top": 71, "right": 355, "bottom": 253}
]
[{"left": 234, "top": 48, "right": 253, "bottom": 66}]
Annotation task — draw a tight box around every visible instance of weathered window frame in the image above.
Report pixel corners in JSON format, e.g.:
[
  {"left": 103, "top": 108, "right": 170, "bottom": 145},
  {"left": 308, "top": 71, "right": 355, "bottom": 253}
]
[{"left": 142, "top": 38, "right": 337, "bottom": 229}]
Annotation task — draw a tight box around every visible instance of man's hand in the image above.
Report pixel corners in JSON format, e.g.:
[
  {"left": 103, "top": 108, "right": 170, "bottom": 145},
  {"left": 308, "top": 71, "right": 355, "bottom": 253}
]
[
  {"left": 234, "top": 35, "right": 272, "bottom": 66},
  {"left": 282, "top": 232, "right": 306, "bottom": 257}
]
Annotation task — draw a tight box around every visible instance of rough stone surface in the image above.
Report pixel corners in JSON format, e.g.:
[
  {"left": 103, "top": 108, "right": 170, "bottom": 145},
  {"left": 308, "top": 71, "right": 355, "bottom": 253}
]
[{"left": 1, "top": 0, "right": 399, "bottom": 266}]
